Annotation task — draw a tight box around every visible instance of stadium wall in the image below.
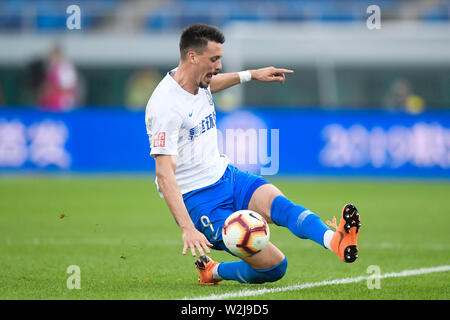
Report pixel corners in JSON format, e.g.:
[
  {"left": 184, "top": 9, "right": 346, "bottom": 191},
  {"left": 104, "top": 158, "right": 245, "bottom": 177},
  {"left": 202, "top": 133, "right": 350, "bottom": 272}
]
[{"left": 0, "top": 107, "right": 449, "bottom": 178}]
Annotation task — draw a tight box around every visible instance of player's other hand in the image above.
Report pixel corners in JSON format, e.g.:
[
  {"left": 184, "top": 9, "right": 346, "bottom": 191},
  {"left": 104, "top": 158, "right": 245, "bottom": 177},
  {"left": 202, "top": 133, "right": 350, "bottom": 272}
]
[
  {"left": 250, "top": 66, "right": 294, "bottom": 84},
  {"left": 181, "top": 226, "right": 213, "bottom": 257}
]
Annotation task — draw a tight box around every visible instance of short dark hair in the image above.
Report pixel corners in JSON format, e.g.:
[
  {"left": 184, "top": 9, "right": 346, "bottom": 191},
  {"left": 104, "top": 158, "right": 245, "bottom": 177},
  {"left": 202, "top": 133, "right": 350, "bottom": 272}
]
[{"left": 179, "top": 24, "right": 225, "bottom": 60}]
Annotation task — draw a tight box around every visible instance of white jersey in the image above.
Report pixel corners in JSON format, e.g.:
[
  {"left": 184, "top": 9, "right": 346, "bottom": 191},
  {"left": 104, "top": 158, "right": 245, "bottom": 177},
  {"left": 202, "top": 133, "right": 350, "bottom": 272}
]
[{"left": 145, "top": 69, "right": 229, "bottom": 197}]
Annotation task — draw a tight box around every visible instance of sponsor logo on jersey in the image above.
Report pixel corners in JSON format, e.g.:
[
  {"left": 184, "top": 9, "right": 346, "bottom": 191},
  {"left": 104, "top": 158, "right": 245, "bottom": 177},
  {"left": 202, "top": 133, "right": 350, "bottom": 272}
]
[{"left": 189, "top": 112, "right": 216, "bottom": 141}]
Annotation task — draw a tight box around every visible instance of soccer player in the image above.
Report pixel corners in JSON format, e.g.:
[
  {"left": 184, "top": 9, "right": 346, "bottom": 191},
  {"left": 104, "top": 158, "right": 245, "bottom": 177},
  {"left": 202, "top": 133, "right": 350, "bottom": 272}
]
[{"left": 145, "top": 24, "right": 361, "bottom": 285}]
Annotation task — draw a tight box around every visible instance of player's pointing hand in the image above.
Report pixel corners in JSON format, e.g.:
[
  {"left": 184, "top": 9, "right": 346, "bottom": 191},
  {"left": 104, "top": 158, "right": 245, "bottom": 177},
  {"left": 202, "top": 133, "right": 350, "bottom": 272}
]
[{"left": 250, "top": 66, "right": 294, "bottom": 84}]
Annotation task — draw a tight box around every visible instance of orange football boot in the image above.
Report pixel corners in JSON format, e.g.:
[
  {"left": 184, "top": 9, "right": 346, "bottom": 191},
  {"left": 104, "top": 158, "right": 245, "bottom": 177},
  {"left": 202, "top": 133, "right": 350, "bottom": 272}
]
[
  {"left": 326, "top": 204, "right": 361, "bottom": 263},
  {"left": 194, "top": 255, "right": 221, "bottom": 285}
]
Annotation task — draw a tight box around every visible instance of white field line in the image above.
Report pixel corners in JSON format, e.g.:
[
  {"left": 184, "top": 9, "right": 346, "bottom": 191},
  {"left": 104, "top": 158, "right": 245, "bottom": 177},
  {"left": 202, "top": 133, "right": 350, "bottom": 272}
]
[{"left": 185, "top": 265, "right": 450, "bottom": 300}]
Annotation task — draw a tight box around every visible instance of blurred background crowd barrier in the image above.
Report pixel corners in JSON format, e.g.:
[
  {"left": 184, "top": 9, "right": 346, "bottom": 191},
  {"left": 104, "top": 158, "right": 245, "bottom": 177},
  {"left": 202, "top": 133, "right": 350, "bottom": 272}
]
[
  {"left": 1, "top": 108, "right": 449, "bottom": 177},
  {"left": 0, "top": 0, "right": 449, "bottom": 177}
]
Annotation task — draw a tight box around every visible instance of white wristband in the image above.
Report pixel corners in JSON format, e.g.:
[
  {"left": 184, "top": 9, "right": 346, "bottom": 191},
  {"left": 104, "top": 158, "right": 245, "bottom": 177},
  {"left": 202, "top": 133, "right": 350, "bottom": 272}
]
[{"left": 238, "top": 70, "right": 252, "bottom": 83}]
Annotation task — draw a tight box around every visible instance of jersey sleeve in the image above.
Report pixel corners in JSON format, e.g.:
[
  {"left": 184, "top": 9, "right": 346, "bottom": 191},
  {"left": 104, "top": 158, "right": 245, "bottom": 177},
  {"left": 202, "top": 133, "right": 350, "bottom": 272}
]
[{"left": 146, "top": 106, "right": 183, "bottom": 158}]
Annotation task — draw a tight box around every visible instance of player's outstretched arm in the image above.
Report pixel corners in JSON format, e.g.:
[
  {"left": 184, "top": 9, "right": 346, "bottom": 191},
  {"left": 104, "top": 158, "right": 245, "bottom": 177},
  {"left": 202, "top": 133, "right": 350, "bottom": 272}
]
[
  {"left": 210, "top": 66, "right": 294, "bottom": 94},
  {"left": 154, "top": 154, "right": 212, "bottom": 257},
  {"left": 251, "top": 66, "right": 294, "bottom": 84}
]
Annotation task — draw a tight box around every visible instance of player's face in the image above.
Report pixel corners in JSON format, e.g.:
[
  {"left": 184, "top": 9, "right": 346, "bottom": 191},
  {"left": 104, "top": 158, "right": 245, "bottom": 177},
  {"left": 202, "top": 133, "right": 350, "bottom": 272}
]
[{"left": 195, "top": 41, "right": 222, "bottom": 88}]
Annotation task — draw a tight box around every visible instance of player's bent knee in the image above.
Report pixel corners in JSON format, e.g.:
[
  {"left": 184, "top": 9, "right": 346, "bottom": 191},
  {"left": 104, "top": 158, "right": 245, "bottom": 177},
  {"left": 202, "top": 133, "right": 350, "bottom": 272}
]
[{"left": 250, "top": 256, "right": 288, "bottom": 284}]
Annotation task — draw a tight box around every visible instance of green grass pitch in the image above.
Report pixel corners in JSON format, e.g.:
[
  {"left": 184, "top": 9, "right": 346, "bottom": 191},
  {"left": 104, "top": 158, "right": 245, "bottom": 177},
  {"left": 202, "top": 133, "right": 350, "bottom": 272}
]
[{"left": 0, "top": 176, "right": 449, "bottom": 300}]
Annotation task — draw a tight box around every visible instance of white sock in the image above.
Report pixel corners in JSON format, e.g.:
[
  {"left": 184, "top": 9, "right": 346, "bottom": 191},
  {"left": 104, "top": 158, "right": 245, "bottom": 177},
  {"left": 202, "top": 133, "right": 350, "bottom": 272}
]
[
  {"left": 323, "top": 230, "right": 335, "bottom": 252},
  {"left": 212, "top": 264, "right": 223, "bottom": 281}
]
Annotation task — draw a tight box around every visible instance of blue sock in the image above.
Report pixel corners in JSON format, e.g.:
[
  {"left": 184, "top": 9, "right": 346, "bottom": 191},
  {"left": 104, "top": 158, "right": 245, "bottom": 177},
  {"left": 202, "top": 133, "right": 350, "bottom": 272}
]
[
  {"left": 270, "top": 195, "right": 331, "bottom": 248},
  {"left": 217, "top": 257, "right": 287, "bottom": 284}
]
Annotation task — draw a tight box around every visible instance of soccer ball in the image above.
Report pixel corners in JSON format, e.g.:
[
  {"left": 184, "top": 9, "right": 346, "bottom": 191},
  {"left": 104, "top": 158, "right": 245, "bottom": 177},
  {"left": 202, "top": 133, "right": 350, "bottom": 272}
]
[{"left": 222, "top": 210, "right": 270, "bottom": 258}]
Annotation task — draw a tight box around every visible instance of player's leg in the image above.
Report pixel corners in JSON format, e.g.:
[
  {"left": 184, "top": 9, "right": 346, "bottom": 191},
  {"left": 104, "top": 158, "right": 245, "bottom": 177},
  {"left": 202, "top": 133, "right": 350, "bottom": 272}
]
[
  {"left": 198, "top": 241, "right": 288, "bottom": 284},
  {"left": 246, "top": 183, "right": 282, "bottom": 224},
  {"left": 193, "top": 202, "right": 288, "bottom": 285},
  {"left": 248, "top": 183, "right": 333, "bottom": 249},
  {"left": 248, "top": 183, "right": 361, "bottom": 263},
  {"left": 199, "top": 166, "right": 288, "bottom": 284},
  {"left": 242, "top": 241, "right": 285, "bottom": 270},
  {"left": 185, "top": 166, "right": 285, "bottom": 285}
]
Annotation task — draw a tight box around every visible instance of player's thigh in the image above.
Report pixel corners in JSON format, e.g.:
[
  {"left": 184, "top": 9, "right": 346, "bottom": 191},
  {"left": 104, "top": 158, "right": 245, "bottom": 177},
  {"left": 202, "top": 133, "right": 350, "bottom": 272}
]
[
  {"left": 248, "top": 183, "right": 284, "bottom": 224},
  {"left": 241, "top": 241, "right": 285, "bottom": 270}
]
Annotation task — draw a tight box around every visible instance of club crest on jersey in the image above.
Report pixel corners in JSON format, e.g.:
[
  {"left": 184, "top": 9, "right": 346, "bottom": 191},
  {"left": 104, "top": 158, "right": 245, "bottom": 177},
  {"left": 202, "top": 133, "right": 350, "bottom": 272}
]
[
  {"left": 153, "top": 132, "right": 166, "bottom": 147},
  {"left": 204, "top": 88, "right": 213, "bottom": 105}
]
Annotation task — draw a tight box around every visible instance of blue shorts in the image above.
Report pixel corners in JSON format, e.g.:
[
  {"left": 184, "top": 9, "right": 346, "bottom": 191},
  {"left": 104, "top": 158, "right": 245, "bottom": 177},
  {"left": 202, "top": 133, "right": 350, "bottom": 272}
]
[{"left": 182, "top": 165, "right": 269, "bottom": 254}]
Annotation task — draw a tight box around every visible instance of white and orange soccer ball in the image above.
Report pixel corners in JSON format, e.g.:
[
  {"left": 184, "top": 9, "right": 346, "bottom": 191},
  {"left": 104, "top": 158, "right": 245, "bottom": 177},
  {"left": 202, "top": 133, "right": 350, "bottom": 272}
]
[{"left": 222, "top": 210, "right": 270, "bottom": 258}]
